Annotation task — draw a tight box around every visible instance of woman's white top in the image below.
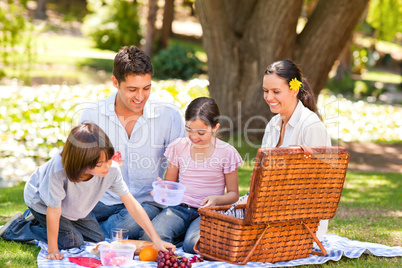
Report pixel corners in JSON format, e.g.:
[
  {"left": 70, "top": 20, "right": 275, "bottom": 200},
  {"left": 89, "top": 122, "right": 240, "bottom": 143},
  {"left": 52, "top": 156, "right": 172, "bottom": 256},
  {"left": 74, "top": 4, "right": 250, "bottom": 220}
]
[
  {"left": 261, "top": 100, "right": 331, "bottom": 242},
  {"left": 262, "top": 100, "right": 331, "bottom": 148}
]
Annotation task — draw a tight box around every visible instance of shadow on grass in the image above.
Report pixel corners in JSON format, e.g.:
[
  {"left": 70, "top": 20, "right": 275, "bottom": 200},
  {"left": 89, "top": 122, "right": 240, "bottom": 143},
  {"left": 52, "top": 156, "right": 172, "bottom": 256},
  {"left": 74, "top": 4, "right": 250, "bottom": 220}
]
[
  {"left": 330, "top": 172, "right": 402, "bottom": 247},
  {"left": 78, "top": 58, "right": 114, "bottom": 73},
  {"left": 341, "top": 172, "right": 401, "bottom": 210}
]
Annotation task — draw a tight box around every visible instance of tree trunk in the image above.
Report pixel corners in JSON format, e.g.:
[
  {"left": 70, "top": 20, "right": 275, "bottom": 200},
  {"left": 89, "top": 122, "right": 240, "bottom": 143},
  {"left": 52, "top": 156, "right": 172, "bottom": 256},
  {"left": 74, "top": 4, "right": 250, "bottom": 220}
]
[
  {"left": 294, "top": 0, "right": 369, "bottom": 99},
  {"left": 195, "top": 0, "right": 369, "bottom": 138},
  {"left": 35, "top": 0, "right": 47, "bottom": 19},
  {"left": 158, "top": 0, "right": 174, "bottom": 49},
  {"left": 334, "top": 40, "right": 352, "bottom": 82},
  {"left": 145, "top": 0, "right": 159, "bottom": 57},
  {"left": 195, "top": 0, "right": 303, "bottom": 138}
]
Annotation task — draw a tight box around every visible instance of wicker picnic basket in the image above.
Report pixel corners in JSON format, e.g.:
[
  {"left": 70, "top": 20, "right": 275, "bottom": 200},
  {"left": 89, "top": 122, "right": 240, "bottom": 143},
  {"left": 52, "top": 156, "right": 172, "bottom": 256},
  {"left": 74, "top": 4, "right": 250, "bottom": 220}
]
[{"left": 194, "top": 146, "right": 350, "bottom": 264}]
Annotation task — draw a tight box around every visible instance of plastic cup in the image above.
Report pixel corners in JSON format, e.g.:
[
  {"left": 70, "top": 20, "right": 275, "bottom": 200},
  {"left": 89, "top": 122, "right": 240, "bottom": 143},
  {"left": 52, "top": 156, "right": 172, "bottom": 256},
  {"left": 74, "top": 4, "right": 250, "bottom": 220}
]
[{"left": 110, "top": 228, "right": 129, "bottom": 242}]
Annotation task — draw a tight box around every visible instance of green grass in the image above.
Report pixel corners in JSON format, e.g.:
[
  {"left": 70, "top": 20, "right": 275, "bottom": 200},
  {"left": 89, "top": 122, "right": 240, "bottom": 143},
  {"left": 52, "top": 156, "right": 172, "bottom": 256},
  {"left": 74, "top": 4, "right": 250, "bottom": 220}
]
[{"left": 0, "top": 184, "right": 40, "bottom": 268}]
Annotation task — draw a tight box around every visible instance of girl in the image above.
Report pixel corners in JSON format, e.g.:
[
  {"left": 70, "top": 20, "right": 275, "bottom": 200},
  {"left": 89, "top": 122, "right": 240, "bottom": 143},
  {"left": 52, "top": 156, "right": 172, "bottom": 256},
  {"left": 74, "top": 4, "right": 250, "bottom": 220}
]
[
  {"left": 0, "top": 123, "right": 174, "bottom": 260},
  {"left": 140, "top": 97, "right": 243, "bottom": 253}
]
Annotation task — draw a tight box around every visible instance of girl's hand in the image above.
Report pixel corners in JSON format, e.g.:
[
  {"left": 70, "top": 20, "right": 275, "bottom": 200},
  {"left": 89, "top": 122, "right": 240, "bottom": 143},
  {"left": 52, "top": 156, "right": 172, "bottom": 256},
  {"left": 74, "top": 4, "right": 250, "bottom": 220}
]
[
  {"left": 150, "top": 177, "right": 163, "bottom": 196},
  {"left": 153, "top": 239, "right": 176, "bottom": 252},
  {"left": 200, "top": 195, "right": 219, "bottom": 207},
  {"left": 46, "top": 251, "right": 64, "bottom": 260}
]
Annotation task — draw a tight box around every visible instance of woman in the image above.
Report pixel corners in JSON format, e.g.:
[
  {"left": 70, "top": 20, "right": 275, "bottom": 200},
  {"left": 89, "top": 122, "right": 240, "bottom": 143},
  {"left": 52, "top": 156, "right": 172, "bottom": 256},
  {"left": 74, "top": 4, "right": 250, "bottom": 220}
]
[
  {"left": 262, "top": 59, "right": 330, "bottom": 148},
  {"left": 262, "top": 59, "right": 331, "bottom": 241}
]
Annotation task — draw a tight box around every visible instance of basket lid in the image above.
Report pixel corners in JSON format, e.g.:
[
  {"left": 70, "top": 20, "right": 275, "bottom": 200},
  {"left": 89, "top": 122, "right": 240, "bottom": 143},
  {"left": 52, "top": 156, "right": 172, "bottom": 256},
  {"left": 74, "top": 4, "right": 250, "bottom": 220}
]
[{"left": 244, "top": 146, "right": 349, "bottom": 225}]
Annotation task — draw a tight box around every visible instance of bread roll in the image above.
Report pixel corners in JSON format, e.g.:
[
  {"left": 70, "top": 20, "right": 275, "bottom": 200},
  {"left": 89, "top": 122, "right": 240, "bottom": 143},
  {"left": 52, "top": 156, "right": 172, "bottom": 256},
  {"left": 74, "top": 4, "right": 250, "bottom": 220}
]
[{"left": 117, "top": 240, "right": 156, "bottom": 254}]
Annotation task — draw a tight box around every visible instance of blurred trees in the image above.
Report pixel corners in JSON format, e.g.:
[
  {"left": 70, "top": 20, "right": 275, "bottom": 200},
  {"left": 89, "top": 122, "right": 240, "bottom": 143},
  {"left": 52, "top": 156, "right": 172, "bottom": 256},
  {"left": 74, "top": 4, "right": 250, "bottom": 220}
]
[
  {"left": 82, "top": 0, "right": 142, "bottom": 52},
  {"left": 145, "top": 0, "right": 176, "bottom": 57},
  {"left": 366, "top": 0, "right": 402, "bottom": 42},
  {"left": 0, "top": 0, "right": 35, "bottom": 80},
  {"left": 195, "top": 0, "right": 370, "bottom": 134},
  {"left": 159, "top": 0, "right": 174, "bottom": 49},
  {"left": 145, "top": 0, "right": 158, "bottom": 56},
  {"left": 35, "top": 0, "right": 47, "bottom": 19}
]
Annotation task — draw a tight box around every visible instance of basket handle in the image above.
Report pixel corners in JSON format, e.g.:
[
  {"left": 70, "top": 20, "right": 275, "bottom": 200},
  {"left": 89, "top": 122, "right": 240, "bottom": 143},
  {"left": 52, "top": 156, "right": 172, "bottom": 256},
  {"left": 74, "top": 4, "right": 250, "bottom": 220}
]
[
  {"left": 193, "top": 224, "right": 270, "bottom": 265},
  {"left": 301, "top": 222, "right": 327, "bottom": 256},
  {"left": 299, "top": 145, "right": 313, "bottom": 159},
  {"left": 290, "top": 145, "right": 313, "bottom": 159}
]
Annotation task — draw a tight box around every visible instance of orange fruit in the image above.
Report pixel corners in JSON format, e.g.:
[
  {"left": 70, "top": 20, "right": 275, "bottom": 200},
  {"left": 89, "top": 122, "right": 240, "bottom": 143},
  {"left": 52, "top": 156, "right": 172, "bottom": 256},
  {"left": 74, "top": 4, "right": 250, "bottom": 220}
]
[{"left": 139, "top": 246, "right": 159, "bottom": 262}]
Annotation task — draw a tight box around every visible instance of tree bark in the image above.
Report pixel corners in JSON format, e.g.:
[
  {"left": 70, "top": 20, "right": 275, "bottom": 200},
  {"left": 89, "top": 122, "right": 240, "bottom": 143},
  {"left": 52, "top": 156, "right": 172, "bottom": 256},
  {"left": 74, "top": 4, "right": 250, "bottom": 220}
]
[
  {"left": 195, "top": 0, "right": 302, "bottom": 137},
  {"left": 334, "top": 40, "right": 352, "bottom": 82},
  {"left": 145, "top": 0, "right": 159, "bottom": 57},
  {"left": 35, "top": 0, "right": 47, "bottom": 20},
  {"left": 195, "top": 0, "right": 369, "bottom": 138},
  {"left": 159, "top": 0, "right": 174, "bottom": 49},
  {"left": 294, "top": 0, "right": 369, "bottom": 98}
]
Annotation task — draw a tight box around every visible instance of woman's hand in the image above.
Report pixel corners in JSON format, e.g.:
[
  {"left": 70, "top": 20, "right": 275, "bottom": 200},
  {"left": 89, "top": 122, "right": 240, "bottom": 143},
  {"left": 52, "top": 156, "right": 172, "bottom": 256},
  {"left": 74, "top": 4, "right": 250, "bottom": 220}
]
[
  {"left": 46, "top": 251, "right": 64, "bottom": 260},
  {"left": 153, "top": 239, "right": 176, "bottom": 252},
  {"left": 200, "top": 195, "right": 219, "bottom": 207}
]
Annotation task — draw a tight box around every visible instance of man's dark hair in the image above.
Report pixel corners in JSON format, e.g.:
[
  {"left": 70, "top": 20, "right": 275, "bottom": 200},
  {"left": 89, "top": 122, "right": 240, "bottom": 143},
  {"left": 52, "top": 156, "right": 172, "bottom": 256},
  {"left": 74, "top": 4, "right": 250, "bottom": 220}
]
[{"left": 113, "top": 46, "right": 153, "bottom": 84}]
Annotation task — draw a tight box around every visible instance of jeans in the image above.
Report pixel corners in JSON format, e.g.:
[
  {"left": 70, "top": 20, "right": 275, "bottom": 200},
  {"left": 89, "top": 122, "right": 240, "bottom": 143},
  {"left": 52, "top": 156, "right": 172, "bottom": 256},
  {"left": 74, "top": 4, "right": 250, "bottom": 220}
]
[
  {"left": 182, "top": 216, "right": 200, "bottom": 254},
  {"left": 3, "top": 208, "right": 104, "bottom": 249},
  {"left": 140, "top": 204, "right": 200, "bottom": 253},
  {"left": 91, "top": 201, "right": 162, "bottom": 240}
]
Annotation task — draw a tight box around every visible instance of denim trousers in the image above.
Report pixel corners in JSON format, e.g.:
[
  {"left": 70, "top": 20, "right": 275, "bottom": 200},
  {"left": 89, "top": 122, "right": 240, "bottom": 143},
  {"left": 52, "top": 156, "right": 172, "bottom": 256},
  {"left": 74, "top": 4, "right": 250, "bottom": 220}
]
[
  {"left": 3, "top": 208, "right": 104, "bottom": 249},
  {"left": 139, "top": 204, "right": 201, "bottom": 254},
  {"left": 91, "top": 201, "right": 162, "bottom": 240}
]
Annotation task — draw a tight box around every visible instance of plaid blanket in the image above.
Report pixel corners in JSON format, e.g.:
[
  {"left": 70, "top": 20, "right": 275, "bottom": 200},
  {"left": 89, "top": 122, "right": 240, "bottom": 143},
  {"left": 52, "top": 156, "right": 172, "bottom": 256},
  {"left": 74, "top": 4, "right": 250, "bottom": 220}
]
[{"left": 37, "top": 234, "right": 402, "bottom": 268}]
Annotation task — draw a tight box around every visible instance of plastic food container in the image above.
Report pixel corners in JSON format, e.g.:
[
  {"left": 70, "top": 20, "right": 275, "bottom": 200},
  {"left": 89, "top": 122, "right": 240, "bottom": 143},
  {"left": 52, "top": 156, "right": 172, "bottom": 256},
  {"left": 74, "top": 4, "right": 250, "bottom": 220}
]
[
  {"left": 99, "top": 243, "right": 136, "bottom": 267},
  {"left": 152, "top": 181, "right": 186, "bottom": 206}
]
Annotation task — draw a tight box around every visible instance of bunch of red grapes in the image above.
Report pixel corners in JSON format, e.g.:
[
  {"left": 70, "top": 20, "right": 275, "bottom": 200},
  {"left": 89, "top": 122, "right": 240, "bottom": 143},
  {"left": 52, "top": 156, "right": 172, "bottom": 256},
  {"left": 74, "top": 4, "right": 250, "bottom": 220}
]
[{"left": 156, "top": 248, "right": 203, "bottom": 268}]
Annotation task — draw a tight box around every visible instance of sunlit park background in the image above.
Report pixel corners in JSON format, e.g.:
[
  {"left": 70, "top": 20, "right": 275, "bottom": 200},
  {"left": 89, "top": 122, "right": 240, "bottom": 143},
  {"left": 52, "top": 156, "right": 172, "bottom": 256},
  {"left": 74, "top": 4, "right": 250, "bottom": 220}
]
[{"left": 0, "top": 0, "right": 401, "bottom": 267}]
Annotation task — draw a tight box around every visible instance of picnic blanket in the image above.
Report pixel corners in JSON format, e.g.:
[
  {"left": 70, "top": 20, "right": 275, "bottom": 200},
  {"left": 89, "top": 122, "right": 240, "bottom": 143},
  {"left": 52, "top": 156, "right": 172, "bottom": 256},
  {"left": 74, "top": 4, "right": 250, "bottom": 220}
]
[{"left": 37, "top": 234, "right": 402, "bottom": 267}]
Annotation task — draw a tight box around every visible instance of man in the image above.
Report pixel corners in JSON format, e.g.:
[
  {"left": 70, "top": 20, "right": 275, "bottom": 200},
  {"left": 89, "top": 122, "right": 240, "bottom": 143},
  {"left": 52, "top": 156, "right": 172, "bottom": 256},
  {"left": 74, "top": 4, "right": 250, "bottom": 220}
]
[{"left": 79, "top": 45, "right": 185, "bottom": 239}]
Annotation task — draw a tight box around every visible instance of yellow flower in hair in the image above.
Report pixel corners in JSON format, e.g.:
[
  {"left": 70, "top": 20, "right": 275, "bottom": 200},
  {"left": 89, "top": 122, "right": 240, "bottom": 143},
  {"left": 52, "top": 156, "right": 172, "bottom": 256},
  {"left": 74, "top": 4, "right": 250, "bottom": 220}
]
[{"left": 289, "top": 78, "right": 302, "bottom": 91}]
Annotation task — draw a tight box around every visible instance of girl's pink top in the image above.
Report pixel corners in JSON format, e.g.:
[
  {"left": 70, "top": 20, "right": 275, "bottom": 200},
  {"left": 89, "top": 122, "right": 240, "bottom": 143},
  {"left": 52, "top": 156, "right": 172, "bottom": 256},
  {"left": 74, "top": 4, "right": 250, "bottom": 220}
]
[{"left": 164, "top": 137, "right": 243, "bottom": 208}]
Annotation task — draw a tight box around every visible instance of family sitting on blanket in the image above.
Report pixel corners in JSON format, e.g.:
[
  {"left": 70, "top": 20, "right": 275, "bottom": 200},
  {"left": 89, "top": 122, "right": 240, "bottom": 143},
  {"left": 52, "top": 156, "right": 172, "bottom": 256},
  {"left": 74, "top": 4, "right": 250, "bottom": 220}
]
[{"left": 0, "top": 45, "right": 331, "bottom": 261}]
